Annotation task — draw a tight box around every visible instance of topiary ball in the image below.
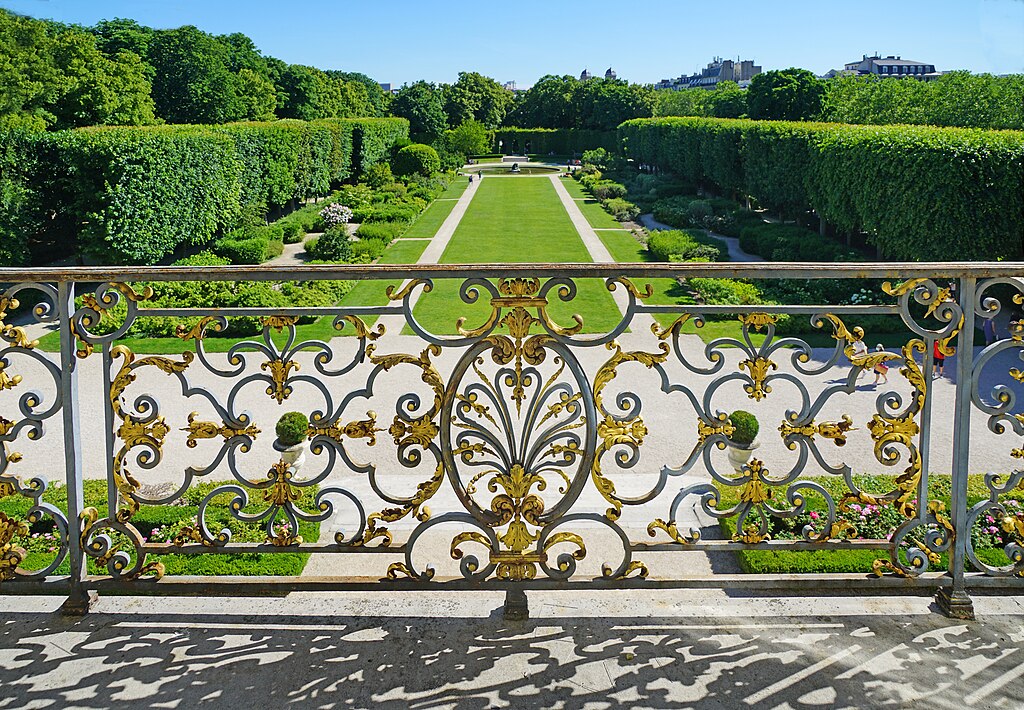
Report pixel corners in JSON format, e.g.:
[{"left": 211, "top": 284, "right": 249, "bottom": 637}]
[
  {"left": 727, "top": 410, "right": 759, "bottom": 447},
  {"left": 275, "top": 412, "right": 309, "bottom": 446}
]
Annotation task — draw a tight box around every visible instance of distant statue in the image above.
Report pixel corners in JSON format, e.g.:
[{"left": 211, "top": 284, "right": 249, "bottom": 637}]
[{"left": 510, "top": 163, "right": 521, "bottom": 173}]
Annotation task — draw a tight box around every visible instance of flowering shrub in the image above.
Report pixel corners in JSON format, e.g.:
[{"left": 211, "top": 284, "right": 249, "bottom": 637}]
[{"left": 319, "top": 202, "right": 353, "bottom": 229}]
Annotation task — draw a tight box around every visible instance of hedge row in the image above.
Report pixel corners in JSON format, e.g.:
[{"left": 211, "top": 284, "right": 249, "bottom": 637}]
[
  {"left": 619, "top": 117, "right": 1024, "bottom": 261},
  {"left": 0, "top": 118, "right": 408, "bottom": 265},
  {"left": 492, "top": 128, "right": 618, "bottom": 156}
]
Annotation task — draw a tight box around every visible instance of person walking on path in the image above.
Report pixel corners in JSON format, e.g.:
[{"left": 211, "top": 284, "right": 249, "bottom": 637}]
[
  {"left": 850, "top": 338, "right": 869, "bottom": 379},
  {"left": 984, "top": 317, "right": 997, "bottom": 345},
  {"left": 873, "top": 345, "right": 889, "bottom": 384},
  {"left": 933, "top": 339, "right": 948, "bottom": 377}
]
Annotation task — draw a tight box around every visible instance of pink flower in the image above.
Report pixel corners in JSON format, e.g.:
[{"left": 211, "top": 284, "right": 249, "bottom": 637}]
[{"left": 810, "top": 511, "right": 820, "bottom": 520}]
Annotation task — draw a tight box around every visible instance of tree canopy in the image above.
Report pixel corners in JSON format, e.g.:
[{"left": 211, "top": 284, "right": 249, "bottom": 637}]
[{"left": 746, "top": 68, "right": 825, "bottom": 121}]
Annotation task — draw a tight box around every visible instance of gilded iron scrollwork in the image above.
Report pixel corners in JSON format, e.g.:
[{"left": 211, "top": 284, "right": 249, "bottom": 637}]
[{"left": 0, "top": 284, "right": 69, "bottom": 583}]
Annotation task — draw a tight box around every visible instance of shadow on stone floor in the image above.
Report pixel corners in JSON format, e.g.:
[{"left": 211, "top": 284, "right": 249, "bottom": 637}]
[{"left": 2, "top": 604, "right": 1022, "bottom": 708}]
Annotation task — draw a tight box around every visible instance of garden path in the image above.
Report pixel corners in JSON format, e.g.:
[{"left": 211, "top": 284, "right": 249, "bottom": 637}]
[{"left": 549, "top": 176, "right": 656, "bottom": 332}]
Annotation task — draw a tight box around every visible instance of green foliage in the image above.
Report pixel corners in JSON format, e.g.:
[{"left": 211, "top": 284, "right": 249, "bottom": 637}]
[
  {"left": 282, "top": 221, "right": 303, "bottom": 243},
  {"left": 364, "top": 162, "right": 393, "bottom": 189},
  {"left": 350, "top": 237, "right": 388, "bottom": 260},
  {"left": 6, "top": 117, "right": 406, "bottom": 265},
  {"left": 275, "top": 412, "right": 309, "bottom": 446},
  {"left": 391, "top": 81, "right": 447, "bottom": 141},
  {"left": 493, "top": 127, "right": 618, "bottom": 155},
  {"left": 307, "top": 224, "right": 351, "bottom": 261},
  {"left": 688, "top": 277, "right": 766, "bottom": 307},
  {"left": 602, "top": 197, "right": 640, "bottom": 222},
  {"left": 620, "top": 116, "right": 1024, "bottom": 261},
  {"left": 442, "top": 72, "right": 513, "bottom": 129},
  {"left": 393, "top": 143, "right": 441, "bottom": 177},
  {"left": 707, "top": 81, "right": 748, "bottom": 119},
  {"left": 506, "top": 74, "right": 656, "bottom": 130},
  {"left": 822, "top": 72, "right": 1024, "bottom": 131},
  {"left": 747, "top": 68, "right": 825, "bottom": 121},
  {"left": 647, "top": 229, "right": 724, "bottom": 262},
  {"left": 149, "top": 26, "right": 239, "bottom": 124},
  {"left": 355, "top": 221, "right": 405, "bottom": 242},
  {"left": 447, "top": 119, "right": 492, "bottom": 156},
  {"left": 349, "top": 117, "right": 409, "bottom": 177},
  {"left": 728, "top": 410, "right": 759, "bottom": 446}
]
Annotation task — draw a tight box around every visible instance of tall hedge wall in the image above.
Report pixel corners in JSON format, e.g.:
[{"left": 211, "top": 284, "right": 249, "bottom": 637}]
[
  {"left": 350, "top": 118, "right": 411, "bottom": 175},
  {"left": 0, "top": 117, "right": 409, "bottom": 265},
  {"left": 492, "top": 128, "right": 618, "bottom": 155},
  {"left": 619, "top": 117, "right": 1024, "bottom": 261}
]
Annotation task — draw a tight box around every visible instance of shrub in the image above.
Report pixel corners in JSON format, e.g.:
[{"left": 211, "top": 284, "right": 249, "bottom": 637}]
[
  {"left": 647, "top": 229, "right": 724, "bottom": 262},
  {"left": 282, "top": 222, "right": 304, "bottom": 243},
  {"left": 355, "top": 222, "right": 406, "bottom": 242},
  {"left": 603, "top": 198, "right": 640, "bottom": 222},
  {"left": 319, "top": 202, "right": 353, "bottom": 229},
  {"left": 688, "top": 277, "right": 766, "bottom": 307},
  {"left": 728, "top": 411, "right": 759, "bottom": 447},
  {"left": 686, "top": 199, "right": 714, "bottom": 224},
  {"left": 276, "top": 412, "right": 309, "bottom": 446},
  {"left": 591, "top": 181, "right": 628, "bottom": 201},
  {"left": 171, "top": 251, "right": 230, "bottom": 267},
  {"left": 393, "top": 143, "right": 441, "bottom": 177},
  {"left": 307, "top": 225, "right": 351, "bottom": 262},
  {"left": 352, "top": 204, "right": 420, "bottom": 223},
  {"left": 581, "top": 147, "right": 609, "bottom": 169},
  {"left": 365, "top": 163, "right": 393, "bottom": 189},
  {"left": 213, "top": 235, "right": 269, "bottom": 264},
  {"left": 350, "top": 238, "right": 388, "bottom": 260}
]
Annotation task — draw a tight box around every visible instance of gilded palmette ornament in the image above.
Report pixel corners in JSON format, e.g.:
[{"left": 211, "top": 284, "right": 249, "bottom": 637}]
[{"left": 738, "top": 355, "right": 776, "bottom": 401}]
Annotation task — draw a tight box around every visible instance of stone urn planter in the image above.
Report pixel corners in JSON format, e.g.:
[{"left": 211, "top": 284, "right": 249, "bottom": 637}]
[
  {"left": 725, "top": 410, "right": 760, "bottom": 473},
  {"left": 274, "top": 412, "right": 309, "bottom": 471}
]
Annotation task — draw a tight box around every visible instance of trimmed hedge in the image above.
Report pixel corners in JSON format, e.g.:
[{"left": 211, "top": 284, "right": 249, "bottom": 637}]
[
  {"left": 619, "top": 117, "right": 1024, "bottom": 261},
  {"left": 493, "top": 127, "right": 618, "bottom": 155},
  {"left": 0, "top": 118, "right": 409, "bottom": 266},
  {"left": 647, "top": 229, "right": 724, "bottom": 262}
]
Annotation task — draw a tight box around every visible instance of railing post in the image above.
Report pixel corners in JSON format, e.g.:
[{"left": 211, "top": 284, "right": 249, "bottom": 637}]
[
  {"left": 57, "top": 281, "right": 95, "bottom": 615},
  {"left": 937, "top": 276, "right": 975, "bottom": 619},
  {"left": 503, "top": 588, "right": 529, "bottom": 621}
]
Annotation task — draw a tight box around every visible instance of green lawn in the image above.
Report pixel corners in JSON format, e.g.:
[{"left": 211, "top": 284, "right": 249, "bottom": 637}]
[
  {"left": 577, "top": 198, "right": 623, "bottom": 229},
  {"left": 400, "top": 196, "right": 460, "bottom": 239},
  {"left": 438, "top": 176, "right": 470, "bottom": 198},
  {"left": 411, "top": 177, "right": 624, "bottom": 334},
  {"left": 559, "top": 177, "right": 589, "bottom": 198}
]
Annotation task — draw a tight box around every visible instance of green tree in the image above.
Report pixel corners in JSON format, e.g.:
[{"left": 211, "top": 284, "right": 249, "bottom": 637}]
[
  {"left": 707, "top": 81, "right": 747, "bottom": 118},
  {"left": 0, "top": 9, "right": 59, "bottom": 127},
  {"left": 91, "top": 18, "right": 154, "bottom": 78},
  {"left": 329, "top": 71, "right": 389, "bottom": 116},
  {"left": 506, "top": 75, "right": 576, "bottom": 128},
  {"left": 232, "top": 67, "right": 276, "bottom": 121},
  {"left": 442, "top": 72, "right": 513, "bottom": 128},
  {"left": 277, "top": 64, "right": 339, "bottom": 120},
  {"left": 655, "top": 88, "right": 709, "bottom": 117},
  {"left": 747, "top": 68, "right": 825, "bottom": 121},
  {"left": 447, "top": 119, "right": 491, "bottom": 156},
  {"left": 390, "top": 81, "right": 446, "bottom": 141},
  {"left": 150, "top": 26, "right": 237, "bottom": 124},
  {"left": 574, "top": 78, "right": 656, "bottom": 130}
]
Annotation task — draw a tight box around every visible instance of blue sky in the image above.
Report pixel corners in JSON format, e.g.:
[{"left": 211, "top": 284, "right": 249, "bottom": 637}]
[{"left": 3, "top": 0, "right": 1022, "bottom": 85}]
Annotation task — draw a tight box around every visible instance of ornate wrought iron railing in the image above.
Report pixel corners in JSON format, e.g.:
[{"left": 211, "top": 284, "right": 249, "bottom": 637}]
[{"left": 1, "top": 263, "right": 1022, "bottom": 619}]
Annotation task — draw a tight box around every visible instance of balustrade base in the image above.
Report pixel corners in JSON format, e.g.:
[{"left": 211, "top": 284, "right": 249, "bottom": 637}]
[
  {"left": 503, "top": 589, "right": 529, "bottom": 621},
  {"left": 936, "top": 588, "right": 975, "bottom": 620},
  {"left": 59, "top": 590, "right": 97, "bottom": 617}
]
